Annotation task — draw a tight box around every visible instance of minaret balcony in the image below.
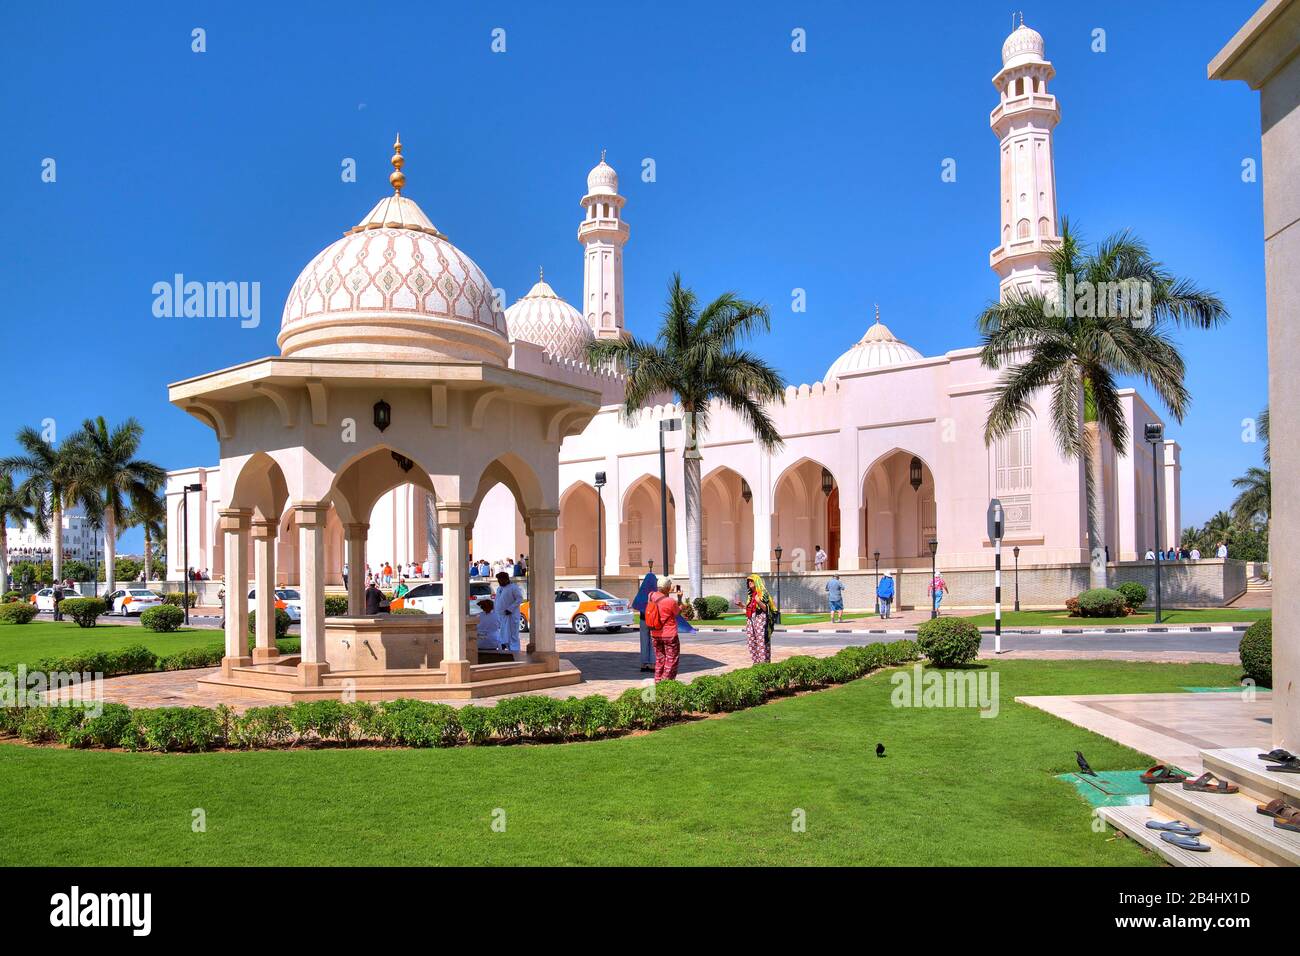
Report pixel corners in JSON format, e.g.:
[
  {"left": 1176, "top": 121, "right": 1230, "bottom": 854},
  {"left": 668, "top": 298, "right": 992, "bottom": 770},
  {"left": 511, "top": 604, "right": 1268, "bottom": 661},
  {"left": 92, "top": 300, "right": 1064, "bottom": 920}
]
[
  {"left": 990, "top": 94, "right": 1059, "bottom": 130},
  {"left": 990, "top": 235, "right": 1061, "bottom": 267}
]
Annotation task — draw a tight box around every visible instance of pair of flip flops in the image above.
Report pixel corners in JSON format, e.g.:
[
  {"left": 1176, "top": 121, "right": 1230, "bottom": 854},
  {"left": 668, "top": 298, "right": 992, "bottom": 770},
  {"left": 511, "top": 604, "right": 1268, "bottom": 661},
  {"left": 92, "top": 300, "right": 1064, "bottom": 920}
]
[
  {"left": 1260, "top": 750, "right": 1300, "bottom": 774},
  {"left": 1141, "top": 764, "right": 1189, "bottom": 785},
  {"left": 1257, "top": 798, "right": 1300, "bottom": 832},
  {"left": 1145, "top": 820, "right": 1210, "bottom": 851},
  {"left": 1182, "top": 771, "right": 1239, "bottom": 793}
]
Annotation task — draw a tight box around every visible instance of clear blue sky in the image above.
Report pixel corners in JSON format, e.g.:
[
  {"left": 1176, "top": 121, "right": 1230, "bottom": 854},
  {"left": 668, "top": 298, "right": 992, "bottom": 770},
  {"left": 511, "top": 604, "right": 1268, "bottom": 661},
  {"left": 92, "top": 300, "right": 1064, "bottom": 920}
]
[{"left": 1, "top": 0, "right": 1269, "bottom": 553}]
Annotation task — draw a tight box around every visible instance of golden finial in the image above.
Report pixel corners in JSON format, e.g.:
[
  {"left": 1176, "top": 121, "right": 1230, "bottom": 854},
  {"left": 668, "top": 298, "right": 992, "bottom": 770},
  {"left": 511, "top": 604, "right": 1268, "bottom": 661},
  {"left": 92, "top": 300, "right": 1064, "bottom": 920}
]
[
  {"left": 600, "top": 148, "right": 606, "bottom": 163},
  {"left": 874, "top": 303, "right": 880, "bottom": 323},
  {"left": 539, "top": 266, "right": 545, "bottom": 281},
  {"left": 390, "top": 133, "right": 406, "bottom": 194}
]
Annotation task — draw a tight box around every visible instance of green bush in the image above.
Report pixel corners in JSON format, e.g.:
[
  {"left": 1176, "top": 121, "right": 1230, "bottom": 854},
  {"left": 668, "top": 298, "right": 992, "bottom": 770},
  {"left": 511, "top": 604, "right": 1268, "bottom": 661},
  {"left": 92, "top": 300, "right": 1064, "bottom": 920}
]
[
  {"left": 324, "top": 595, "right": 349, "bottom": 616},
  {"left": 233, "top": 706, "right": 294, "bottom": 748},
  {"left": 247, "top": 608, "right": 292, "bottom": 638},
  {"left": 140, "top": 604, "right": 185, "bottom": 632},
  {"left": 1239, "top": 618, "right": 1272, "bottom": 688},
  {"left": 24, "top": 644, "right": 159, "bottom": 678},
  {"left": 686, "top": 674, "right": 731, "bottom": 713},
  {"left": 614, "top": 686, "right": 659, "bottom": 729},
  {"left": 285, "top": 700, "right": 360, "bottom": 743},
  {"left": 156, "top": 646, "right": 224, "bottom": 671},
  {"left": 567, "top": 695, "right": 618, "bottom": 739},
  {"left": 456, "top": 704, "right": 493, "bottom": 744},
  {"left": 123, "top": 707, "right": 223, "bottom": 752},
  {"left": 1076, "top": 587, "right": 1129, "bottom": 618},
  {"left": 372, "top": 699, "right": 460, "bottom": 747},
  {"left": 64, "top": 703, "right": 133, "bottom": 748},
  {"left": 1115, "top": 581, "right": 1148, "bottom": 611},
  {"left": 917, "top": 617, "right": 982, "bottom": 667},
  {"left": 3, "top": 590, "right": 23, "bottom": 603},
  {"left": 160, "top": 591, "right": 198, "bottom": 608},
  {"left": 390, "top": 608, "right": 426, "bottom": 616},
  {"left": 780, "top": 655, "right": 826, "bottom": 690},
  {"left": 58, "top": 596, "right": 107, "bottom": 628},
  {"left": 0, "top": 603, "right": 38, "bottom": 624}
]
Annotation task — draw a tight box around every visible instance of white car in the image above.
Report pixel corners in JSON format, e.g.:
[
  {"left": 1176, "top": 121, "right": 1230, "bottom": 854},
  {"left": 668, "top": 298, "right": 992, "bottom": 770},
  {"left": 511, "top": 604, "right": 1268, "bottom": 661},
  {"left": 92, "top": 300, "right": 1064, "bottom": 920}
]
[
  {"left": 391, "top": 580, "right": 493, "bottom": 616},
  {"left": 32, "top": 586, "right": 82, "bottom": 611},
  {"left": 108, "top": 588, "right": 165, "bottom": 616},
  {"left": 521, "top": 588, "right": 634, "bottom": 635},
  {"left": 247, "top": 588, "right": 304, "bottom": 621}
]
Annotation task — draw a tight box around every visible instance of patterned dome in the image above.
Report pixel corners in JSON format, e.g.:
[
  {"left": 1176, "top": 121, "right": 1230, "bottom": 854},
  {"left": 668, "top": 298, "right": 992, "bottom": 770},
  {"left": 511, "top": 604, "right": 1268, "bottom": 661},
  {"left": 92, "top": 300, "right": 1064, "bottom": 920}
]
[
  {"left": 586, "top": 157, "right": 619, "bottom": 196},
  {"left": 505, "top": 273, "right": 593, "bottom": 362},
  {"left": 1002, "top": 22, "right": 1046, "bottom": 67},
  {"left": 824, "top": 312, "right": 924, "bottom": 381},
  {"left": 278, "top": 150, "right": 509, "bottom": 364}
]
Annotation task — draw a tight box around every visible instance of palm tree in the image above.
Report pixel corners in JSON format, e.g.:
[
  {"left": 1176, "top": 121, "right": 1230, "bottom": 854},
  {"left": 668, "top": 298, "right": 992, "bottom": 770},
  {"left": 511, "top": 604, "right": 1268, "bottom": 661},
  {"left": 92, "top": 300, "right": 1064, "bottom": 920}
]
[
  {"left": 64, "top": 416, "right": 165, "bottom": 594},
  {"left": 979, "top": 220, "right": 1227, "bottom": 589},
  {"left": 0, "top": 427, "right": 78, "bottom": 583},
  {"left": 125, "top": 490, "right": 167, "bottom": 584},
  {"left": 1258, "top": 406, "right": 1270, "bottom": 466},
  {"left": 1231, "top": 466, "right": 1270, "bottom": 528},
  {"left": 589, "top": 273, "right": 786, "bottom": 600},
  {"left": 0, "top": 472, "right": 36, "bottom": 593}
]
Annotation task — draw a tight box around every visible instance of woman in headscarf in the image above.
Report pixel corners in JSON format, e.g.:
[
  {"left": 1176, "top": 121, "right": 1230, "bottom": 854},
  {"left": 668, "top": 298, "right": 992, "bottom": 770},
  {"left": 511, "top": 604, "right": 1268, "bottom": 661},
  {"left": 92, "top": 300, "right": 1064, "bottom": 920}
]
[{"left": 736, "top": 573, "right": 775, "bottom": 663}]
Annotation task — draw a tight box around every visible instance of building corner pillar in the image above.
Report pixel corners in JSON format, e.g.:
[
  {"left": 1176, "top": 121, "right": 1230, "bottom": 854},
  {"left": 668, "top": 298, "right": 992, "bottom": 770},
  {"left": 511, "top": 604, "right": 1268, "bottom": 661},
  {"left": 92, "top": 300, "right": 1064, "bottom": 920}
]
[{"left": 219, "top": 509, "right": 253, "bottom": 675}]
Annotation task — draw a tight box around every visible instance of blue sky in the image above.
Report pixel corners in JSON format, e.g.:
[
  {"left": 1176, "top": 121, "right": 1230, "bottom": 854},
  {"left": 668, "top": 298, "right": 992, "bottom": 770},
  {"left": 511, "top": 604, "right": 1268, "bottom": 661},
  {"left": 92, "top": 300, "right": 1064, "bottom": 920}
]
[{"left": 1, "top": 0, "right": 1269, "bottom": 552}]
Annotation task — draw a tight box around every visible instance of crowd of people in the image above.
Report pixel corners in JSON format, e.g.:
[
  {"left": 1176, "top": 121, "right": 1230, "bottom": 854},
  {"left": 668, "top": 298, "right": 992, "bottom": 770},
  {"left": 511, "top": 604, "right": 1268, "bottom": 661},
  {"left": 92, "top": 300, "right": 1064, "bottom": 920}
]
[{"left": 1145, "top": 542, "right": 1227, "bottom": 561}]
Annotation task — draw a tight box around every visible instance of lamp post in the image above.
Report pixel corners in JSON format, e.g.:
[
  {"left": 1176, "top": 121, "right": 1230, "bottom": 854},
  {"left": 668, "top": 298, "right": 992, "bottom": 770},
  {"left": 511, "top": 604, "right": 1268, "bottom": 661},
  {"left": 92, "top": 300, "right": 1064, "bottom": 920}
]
[
  {"left": 1145, "top": 422, "right": 1165, "bottom": 624},
  {"left": 659, "top": 418, "right": 681, "bottom": 574},
  {"left": 774, "top": 544, "right": 783, "bottom": 619},
  {"left": 181, "top": 482, "right": 202, "bottom": 624},
  {"left": 873, "top": 550, "right": 880, "bottom": 610},
  {"left": 928, "top": 538, "right": 939, "bottom": 619},
  {"left": 594, "top": 471, "right": 606, "bottom": 589},
  {"left": 1013, "top": 545, "right": 1021, "bottom": 612}
]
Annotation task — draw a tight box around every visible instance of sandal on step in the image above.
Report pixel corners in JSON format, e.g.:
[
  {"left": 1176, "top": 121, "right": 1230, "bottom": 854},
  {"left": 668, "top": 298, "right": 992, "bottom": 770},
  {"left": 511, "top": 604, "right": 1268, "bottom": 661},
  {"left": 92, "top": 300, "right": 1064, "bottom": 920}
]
[
  {"left": 1182, "top": 772, "right": 1238, "bottom": 793},
  {"left": 1274, "top": 807, "right": 1300, "bottom": 833},
  {"left": 1141, "top": 764, "right": 1189, "bottom": 785},
  {"left": 1145, "top": 819, "right": 1202, "bottom": 836},
  {"left": 1266, "top": 757, "right": 1300, "bottom": 774},
  {"left": 1256, "top": 798, "right": 1293, "bottom": 819},
  {"left": 1160, "top": 831, "right": 1210, "bottom": 851},
  {"left": 1258, "top": 748, "right": 1297, "bottom": 764}
]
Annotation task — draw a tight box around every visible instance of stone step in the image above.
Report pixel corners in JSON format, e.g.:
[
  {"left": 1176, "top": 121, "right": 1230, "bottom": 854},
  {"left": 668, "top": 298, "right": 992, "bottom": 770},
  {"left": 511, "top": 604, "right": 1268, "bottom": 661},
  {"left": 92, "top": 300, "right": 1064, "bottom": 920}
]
[
  {"left": 1099, "top": 804, "right": 1256, "bottom": 867},
  {"left": 1202, "top": 747, "right": 1300, "bottom": 804},
  {"left": 1152, "top": 784, "right": 1300, "bottom": 867}
]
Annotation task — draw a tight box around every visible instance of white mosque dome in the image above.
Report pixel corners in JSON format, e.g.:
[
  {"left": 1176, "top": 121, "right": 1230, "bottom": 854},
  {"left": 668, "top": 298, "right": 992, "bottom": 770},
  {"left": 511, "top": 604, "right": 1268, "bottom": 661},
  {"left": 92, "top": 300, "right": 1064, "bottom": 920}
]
[
  {"left": 824, "top": 311, "right": 924, "bottom": 381},
  {"left": 505, "top": 272, "right": 593, "bottom": 362},
  {"left": 1001, "top": 22, "right": 1046, "bottom": 68},
  {"left": 586, "top": 156, "right": 619, "bottom": 196},
  {"left": 278, "top": 138, "right": 509, "bottom": 364}
]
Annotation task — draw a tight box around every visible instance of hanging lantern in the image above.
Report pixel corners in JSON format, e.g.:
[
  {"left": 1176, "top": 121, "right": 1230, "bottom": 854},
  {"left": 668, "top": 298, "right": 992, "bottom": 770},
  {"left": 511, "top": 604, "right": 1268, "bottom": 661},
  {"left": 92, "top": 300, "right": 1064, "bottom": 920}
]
[
  {"left": 821, "top": 467, "right": 835, "bottom": 496},
  {"left": 740, "top": 478, "right": 752, "bottom": 503},
  {"left": 909, "top": 456, "right": 923, "bottom": 492},
  {"left": 373, "top": 399, "right": 392, "bottom": 432}
]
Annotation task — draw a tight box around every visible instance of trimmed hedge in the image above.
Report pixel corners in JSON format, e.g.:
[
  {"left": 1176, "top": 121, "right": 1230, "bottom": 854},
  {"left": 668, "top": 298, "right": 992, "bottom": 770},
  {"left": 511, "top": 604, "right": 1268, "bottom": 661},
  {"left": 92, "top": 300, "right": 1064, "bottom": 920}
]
[
  {"left": 3, "top": 591, "right": 24, "bottom": 603},
  {"left": 0, "top": 603, "right": 38, "bottom": 625},
  {"left": 247, "top": 608, "right": 292, "bottom": 638},
  {"left": 692, "top": 595, "right": 732, "bottom": 620},
  {"left": 160, "top": 592, "right": 197, "bottom": 608},
  {"left": 1239, "top": 618, "right": 1271, "bottom": 688},
  {"left": 1115, "top": 581, "right": 1148, "bottom": 611},
  {"left": 324, "top": 595, "right": 349, "bottom": 616},
  {"left": 140, "top": 604, "right": 185, "bottom": 632},
  {"left": 0, "top": 639, "right": 922, "bottom": 753},
  {"left": 917, "top": 617, "right": 982, "bottom": 667},
  {"left": 58, "top": 596, "right": 107, "bottom": 628},
  {"left": 1076, "top": 588, "right": 1129, "bottom": 618}
]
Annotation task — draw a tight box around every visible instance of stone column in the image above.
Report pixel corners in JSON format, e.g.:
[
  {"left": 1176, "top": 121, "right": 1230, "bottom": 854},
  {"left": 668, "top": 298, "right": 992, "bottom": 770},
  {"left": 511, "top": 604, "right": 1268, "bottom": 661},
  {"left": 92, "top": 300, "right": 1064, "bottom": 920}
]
[
  {"left": 838, "top": 486, "right": 863, "bottom": 571},
  {"left": 344, "top": 522, "right": 368, "bottom": 615},
  {"left": 219, "top": 509, "right": 252, "bottom": 676},
  {"left": 251, "top": 517, "right": 279, "bottom": 663},
  {"left": 526, "top": 508, "right": 560, "bottom": 669},
  {"left": 438, "top": 503, "right": 472, "bottom": 683},
  {"left": 296, "top": 503, "right": 330, "bottom": 686},
  {"left": 751, "top": 465, "right": 773, "bottom": 573}
]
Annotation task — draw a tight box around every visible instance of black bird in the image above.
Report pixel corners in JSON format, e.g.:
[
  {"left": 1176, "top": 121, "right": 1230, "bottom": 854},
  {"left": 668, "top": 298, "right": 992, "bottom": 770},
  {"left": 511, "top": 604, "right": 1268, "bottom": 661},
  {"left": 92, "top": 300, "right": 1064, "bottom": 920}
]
[
  {"left": 876, "top": 742, "right": 886, "bottom": 758},
  {"left": 1075, "top": 751, "right": 1097, "bottom": 776}
]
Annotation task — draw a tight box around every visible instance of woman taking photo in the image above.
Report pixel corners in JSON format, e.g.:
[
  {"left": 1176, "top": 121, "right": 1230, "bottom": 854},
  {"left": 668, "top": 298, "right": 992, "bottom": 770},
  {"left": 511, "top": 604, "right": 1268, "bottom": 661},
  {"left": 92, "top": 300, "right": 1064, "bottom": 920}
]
[{"left": 736, "top": 573, "right": 775, "bottom": 664}]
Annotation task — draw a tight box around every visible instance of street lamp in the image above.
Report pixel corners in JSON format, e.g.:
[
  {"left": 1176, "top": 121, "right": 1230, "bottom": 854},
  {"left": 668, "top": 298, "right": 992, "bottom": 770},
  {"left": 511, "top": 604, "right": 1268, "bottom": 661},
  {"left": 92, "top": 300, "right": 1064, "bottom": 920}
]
[
  {"left": 594, "top": 471, "right": 606, "bottom": 589},
  {"left": 90, "top": 518, "right": 102, "bottom": 599},
  {"left": 1145, "top": 422, "right": 1165, "bottom": 624},
  {"left": 774, "top": 544, "right": 783, "bottom": 620},
  {"left": 182, "top": 482, "right": 202, "bottom": 624},
  {"left": 659, "top": 418, "right": 681, "bottom": 573},
  {"left": 1013, "top": 545, "right": 1021, "bottom": 612},
  {"left": 928, "top": 538, "right": 939, "bottom": 619}
]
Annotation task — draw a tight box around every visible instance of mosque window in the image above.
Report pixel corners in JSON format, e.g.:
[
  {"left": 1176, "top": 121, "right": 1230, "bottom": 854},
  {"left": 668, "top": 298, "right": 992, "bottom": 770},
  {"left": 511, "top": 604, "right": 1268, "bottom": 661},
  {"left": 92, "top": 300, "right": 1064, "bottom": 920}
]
[
  {"left": 1038, "top": 216, "right": 1051, "bottom": 236},
  {"left": 1014, "top": 77, "right": 1024, "bottom": 96},
  {"left": 1016, "top": 219, "right": 1030, "bottom": 239},
  {"left": 996, "top": 419, "right": 1033, "bottom": 491}
]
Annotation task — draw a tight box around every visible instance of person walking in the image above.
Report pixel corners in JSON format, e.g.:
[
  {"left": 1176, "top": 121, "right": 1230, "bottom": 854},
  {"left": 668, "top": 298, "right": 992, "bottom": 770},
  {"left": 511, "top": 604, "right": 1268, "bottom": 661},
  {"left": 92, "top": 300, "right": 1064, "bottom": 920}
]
[
  {"left": 342, "top": 561, "right": 349, "bottom": 590},
  {"left": 51, "top": 580, "right": 64, "bottom": 621},
  {"left": 493, "top": 570, "right": 524, "bottom": 653},
  {"left": 876, "top": 572, "right": 894, "bottom": 620},
  {"left": 928, "top": 570, "right": 948, "bottom": 615},
  {"left": 814, "top": 545, "right": 828, "bottom": 571},
  {"left": 630, "top": 559, "right": 659, "bottom": 673},
  {"left": 736, "top": 573, "right": 774, "bottom": 664},
  {"left": 826, "top": 573, "right": 845, "bottom": 623},
  {"left": 648, "top": 578, "right": 681, "bottom": 682}
]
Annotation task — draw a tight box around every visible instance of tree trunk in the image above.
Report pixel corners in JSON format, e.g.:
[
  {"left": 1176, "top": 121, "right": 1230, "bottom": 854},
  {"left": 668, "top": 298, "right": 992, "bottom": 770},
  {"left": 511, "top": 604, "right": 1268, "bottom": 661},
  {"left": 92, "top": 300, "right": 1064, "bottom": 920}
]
[
  {"left": 143, "top": 531, "right": 152, "bottom": 584},
  {"left": 0, "top": 526, "right": 8, "bottom": 594},
  {"left": 52, "top": 502, "right": 63, "bottom": 583},
  {"left": 1083, "top": 421, "right": 1108, "bottom": 590},
  {"left": 104, "top": 510, "right": 116, "bottom": 594},
  {"left": 684, "top": 451, "right": 703, "bottom": 603}
]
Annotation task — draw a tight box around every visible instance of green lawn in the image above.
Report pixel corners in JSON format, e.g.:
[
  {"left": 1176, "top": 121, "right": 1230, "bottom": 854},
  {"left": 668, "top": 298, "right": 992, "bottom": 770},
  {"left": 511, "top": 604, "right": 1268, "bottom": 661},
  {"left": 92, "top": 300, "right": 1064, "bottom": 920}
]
[
  {"left": 0, "top": 621, "right": 219, "bottom": 668},
  {"left": 0, "top": 659, "right": 1240, "bottom": 865},
  {"left": 959, "top": 608, "right": 1270, "bottom": 628}
]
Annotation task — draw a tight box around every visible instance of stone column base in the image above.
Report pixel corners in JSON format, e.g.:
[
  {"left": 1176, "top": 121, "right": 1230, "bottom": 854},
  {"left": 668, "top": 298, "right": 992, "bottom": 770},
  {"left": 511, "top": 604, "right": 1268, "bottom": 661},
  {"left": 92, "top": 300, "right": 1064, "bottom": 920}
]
[
  {"left": 527, "top": 651, "right": 560, "bottom": 670},
  {"left": 221, "top": 656, "right": 253, "bottom": 677},
  {"left": 252, "top": 646, "right": 280, "bottom": 664},
  {"left": 298, "top": 661, "right": 330, "bottom": 686},
  {"left": 443, "top": 659, "right": 473, "bottom": 683}
]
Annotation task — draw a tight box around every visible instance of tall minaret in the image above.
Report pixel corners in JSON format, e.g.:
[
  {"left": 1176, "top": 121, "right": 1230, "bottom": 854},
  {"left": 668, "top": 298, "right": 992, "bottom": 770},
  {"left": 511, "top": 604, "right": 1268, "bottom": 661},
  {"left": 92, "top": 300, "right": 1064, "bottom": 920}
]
[
  {"left": 578, "top": 152, "right": 630, "bottom": 340},
  {"left": 989, "top": 17, "right": 1060, "bottom": 301}
]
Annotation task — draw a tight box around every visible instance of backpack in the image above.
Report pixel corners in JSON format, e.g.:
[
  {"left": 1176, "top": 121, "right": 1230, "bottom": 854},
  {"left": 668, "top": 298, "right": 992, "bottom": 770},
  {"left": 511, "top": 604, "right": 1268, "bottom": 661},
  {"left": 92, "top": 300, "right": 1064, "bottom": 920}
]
[{"left": 644, "top": 594, "right": 664, "bottom": 630}]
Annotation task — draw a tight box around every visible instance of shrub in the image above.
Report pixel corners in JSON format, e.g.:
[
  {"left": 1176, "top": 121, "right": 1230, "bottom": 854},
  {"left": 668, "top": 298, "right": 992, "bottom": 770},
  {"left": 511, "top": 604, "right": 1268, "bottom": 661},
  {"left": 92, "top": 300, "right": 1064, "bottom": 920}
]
[
  {"left": 390, "top": 608, "right": 426, "bottom": 616},
  {"left": 884, "top": 639, "right": 921, "bottom": 665},
  {"left": 286, "top": 700, "right": 356, "bottom": 742},
  {"left": 233, "top": 706, "right": 294, "bottom": 748},
  {"left": 160, "top": 591, "right": 198, "bottom": 608},
  {"left": 3, "top": 590, "right": 23, "bottom": 603},
  {"left": 156, "top": 646, "right": 224, "bottom": 671},
  {"left": 324, "top": 595, "right": 349, "bottom": 616},
  {"left": 1076, "top": 587, "right": 1129, "bottom": 618},
  {"left": 1115, "top": 581, "right": 1148, "bottom": 611},
  {"left": 456, "top": 705, "right": 493, "bottom": 744},
  {"left": 722, "top": 670, "right": 767, "bottom": 708},
  {"left": 648, "top": 680, "right": 692, "bottom": 722},
  {"left": 58, "top": 596, "right": 107, "bottom": 628},
  {"left": 30, "top": 644, "right": 159, "bottom": 678},
  {"left": 614, "top": 686, "right": 658, "bottom": 729},
  {"left": 679, "top": 601, "right": 696, "bottom": 621},
  {"left": 140, "top": 604, "right": 185, "bottom": 632},
  {"left": 247, "top": 608, "right": 292, "bottom": 638},
  {"left": 373, "top": 699, "right": 460, "bottom": 747},
  {"left": 704, "top": 595, "right": 731, "bottom": 619},
  {"left": 19, "top": 707, "right": 59, "bottom": 743},
  {"left": 0, "top": 603, "right": 38, "bottom": 624},
  {"left": 567, "top": 694, "right": 618, "bottom": 739},
  {"left": 686, "top": 674, "right": 731, "bottom": 713},
  {"left": 124, "top": 707, "right": 223, "bottom": 752},
  {"left": 1065, "top": 596, "right": 1081, "bottom": 617},
  {"left": 61, "top": 703, "right": 133, "bottom": 748},
  {"left": 917, "top": 617, "right": 982, "bottom": 667},
  {"left": 1239, "top": 618, "right": 1272, "bottom": 688},
  {"left": 748, "top": 662, "right": 793, "bottom": 694},
  {"left": 781, "top": 655, "right": 825, "bottom": 690}
]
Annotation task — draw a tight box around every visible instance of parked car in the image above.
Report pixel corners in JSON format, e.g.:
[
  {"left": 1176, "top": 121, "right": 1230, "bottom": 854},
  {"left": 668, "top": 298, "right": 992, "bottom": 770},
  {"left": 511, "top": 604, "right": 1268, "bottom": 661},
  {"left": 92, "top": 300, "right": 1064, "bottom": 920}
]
[
  {"left": 247, "top": 588, "right": 304, "bottom": 621},
  {"left": 108, "top": 588, "right": 165, "bottom": 616},
  {"left": 31, "top": 586, "right": 83, "bottom": 611},
  {"left": 391, "top": 580, "right": 493, "bottom": 615},
  {"left": 520, "top": 587, "right": 633, "bottom": 634}
]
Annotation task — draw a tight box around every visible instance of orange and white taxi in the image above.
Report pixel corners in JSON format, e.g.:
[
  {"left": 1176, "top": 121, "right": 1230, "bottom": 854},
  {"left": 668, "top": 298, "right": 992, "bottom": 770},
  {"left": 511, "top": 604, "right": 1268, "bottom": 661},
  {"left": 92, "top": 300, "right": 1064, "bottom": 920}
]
[
  {"left": 520, "top": 587, "right": 634, "bottom": 635},
  {"left": 247, "top": 588, "right": 303, "bottom": 622}
]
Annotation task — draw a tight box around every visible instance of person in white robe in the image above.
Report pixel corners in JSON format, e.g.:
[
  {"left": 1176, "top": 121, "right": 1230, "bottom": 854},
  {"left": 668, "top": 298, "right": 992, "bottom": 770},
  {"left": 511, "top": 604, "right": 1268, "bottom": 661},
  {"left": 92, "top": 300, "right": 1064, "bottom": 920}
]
[{"left": 493, "top": 571, "right": 524, "bottom": 652}]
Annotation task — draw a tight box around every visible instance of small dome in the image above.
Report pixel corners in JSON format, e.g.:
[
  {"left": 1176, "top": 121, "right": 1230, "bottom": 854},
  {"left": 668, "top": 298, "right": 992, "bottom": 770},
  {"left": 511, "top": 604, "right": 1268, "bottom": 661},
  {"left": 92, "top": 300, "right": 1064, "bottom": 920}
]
[
  {"left": 586, "top": 157, "right": 619, "bottom": 196},
  {"left": 1002, "top": 22, "right": 1046, "bottom": 67},
  {"left": 505, "top": 273, "right": 593, "bottom": 362},
  {"left": 824, "top": 312, "right": 924, "bottom": 381}
]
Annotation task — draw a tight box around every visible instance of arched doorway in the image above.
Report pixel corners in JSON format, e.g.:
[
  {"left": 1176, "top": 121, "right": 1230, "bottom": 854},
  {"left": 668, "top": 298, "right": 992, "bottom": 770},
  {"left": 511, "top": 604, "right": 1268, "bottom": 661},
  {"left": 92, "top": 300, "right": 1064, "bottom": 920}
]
[
  {"left": 773, "top": 458, "right": 839, "bottom": 570},
  {"left": 701, "top": 466, "right": 755, "bottom": 573},
  {"left": 557, "top": 482, "right": 600, "bottom": 574},
  {"left": 861, "top": 450, "right": 936, "bottom": 567},
  {"left": 621, "top": 475, "right": 675, "bottom": 574}
]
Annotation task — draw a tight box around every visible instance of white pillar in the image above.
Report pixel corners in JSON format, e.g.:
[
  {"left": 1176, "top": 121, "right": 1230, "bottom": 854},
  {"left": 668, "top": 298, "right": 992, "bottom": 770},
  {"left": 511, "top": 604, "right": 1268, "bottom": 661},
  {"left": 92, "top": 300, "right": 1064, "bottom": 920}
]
[
  {"left": 838, "top": 484, "right": 862, "bottom": 571},
  {"left": 751, "top": 457, "right": 773, "bottom": 573},
  {"left": 345, "top": 522, "right": 368, "bottom": 615},
  {"left": 219, "top": 509, "right": 252, "bottom": 675},
  {"left": 251, "top": 517, "right": 279, "bottom": 663},
  {"left": 438, "top": 503, "right": 472, "bottom": 683},
  {"left": 296, "top": 503, "right": 329, "bottom": 685},
  {"left": 527, "top": 509, "right": 559, "bottom": 668}
]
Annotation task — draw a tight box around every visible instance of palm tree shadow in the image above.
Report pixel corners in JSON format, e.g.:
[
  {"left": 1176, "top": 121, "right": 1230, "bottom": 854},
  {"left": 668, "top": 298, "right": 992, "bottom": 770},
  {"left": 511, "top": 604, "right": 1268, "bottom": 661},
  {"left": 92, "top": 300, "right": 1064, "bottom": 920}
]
[{"left": 559, "top": 649, "right": 727, "bottom": 680}]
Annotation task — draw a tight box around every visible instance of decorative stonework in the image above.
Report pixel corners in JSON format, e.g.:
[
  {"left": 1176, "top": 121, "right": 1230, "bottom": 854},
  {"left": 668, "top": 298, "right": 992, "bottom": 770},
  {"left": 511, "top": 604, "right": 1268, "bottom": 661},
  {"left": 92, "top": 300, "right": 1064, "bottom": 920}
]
[{"left": 505, "top": 278, "right": 593, "bottom": 362}]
